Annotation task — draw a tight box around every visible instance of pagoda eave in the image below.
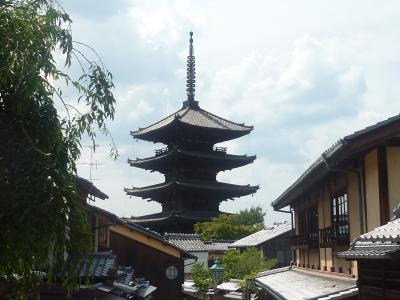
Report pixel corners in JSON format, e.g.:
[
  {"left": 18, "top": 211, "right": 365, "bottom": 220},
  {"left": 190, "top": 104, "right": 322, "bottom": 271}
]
[
  {"left": 128, "top": 147, "right": 256, "bottom": 172},
  {"left": 124, "top": 180, "right": 259, "bottom": 202}
]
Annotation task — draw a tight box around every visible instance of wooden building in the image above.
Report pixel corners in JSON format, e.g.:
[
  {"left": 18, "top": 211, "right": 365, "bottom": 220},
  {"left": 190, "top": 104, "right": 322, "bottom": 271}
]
[
  {"left": 89, "top": 205, "right": 196, "bottom": 300},
  {"left": 256, "top": 114, "right": 400, "bottom": 299},
  {"left": 125, "top": 32, "right": 258, "bottom": 233},
  {"left": 337, "top": 205, "right": 400, "bottom": 300},
  {"left": 164, "top": 233, "right": 233, "bottom": 279},
  {"left": 229, "top": 221, "right": 292, "bottom": 268}
]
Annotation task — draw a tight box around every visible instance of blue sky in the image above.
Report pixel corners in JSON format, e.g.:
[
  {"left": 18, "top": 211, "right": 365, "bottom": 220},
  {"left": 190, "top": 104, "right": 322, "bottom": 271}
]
[{"left": 61, "top": 0, "right": 400, "bottom": 225}]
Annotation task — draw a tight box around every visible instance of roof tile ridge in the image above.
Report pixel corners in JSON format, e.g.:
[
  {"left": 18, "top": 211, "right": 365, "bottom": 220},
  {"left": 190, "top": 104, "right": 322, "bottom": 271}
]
[
  {"left": 199, "top": 107, "right": 253, "bottom": 130},
  {"left": 130, "top": 107, "right": 186, "bottom": 136},
  {"left": 124, "top": 180, "right": 175, "bottom": 192}
]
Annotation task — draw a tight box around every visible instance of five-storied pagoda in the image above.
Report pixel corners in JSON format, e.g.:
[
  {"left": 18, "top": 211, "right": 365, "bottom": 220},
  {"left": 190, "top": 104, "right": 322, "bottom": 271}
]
[{"left": 124, "top": 32, "right": 258, "bottom": 233}]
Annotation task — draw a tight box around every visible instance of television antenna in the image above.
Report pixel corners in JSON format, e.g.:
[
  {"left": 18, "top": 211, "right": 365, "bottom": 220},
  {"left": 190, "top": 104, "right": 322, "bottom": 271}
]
[{"left": 78, "top": 144, "right": 103, "bottom": 182}]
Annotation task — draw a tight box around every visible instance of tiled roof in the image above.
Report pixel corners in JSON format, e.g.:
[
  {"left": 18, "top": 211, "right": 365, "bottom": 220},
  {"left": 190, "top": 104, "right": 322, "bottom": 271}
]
[
  {"left": 131, "top": 106, "right": 252, "bottom": 138},
  {"left": 75, "top": 175, "right": 108, "bottom": 200},
  {"left": 88, "top": 205, "right": 197, "bottom": 259},
  {"left": 80, "top": 252, "right": 117, "bottom": 279},
  {"left": 128, "top": 210, "right": 220, "bottom": 223},
  {"left": 337, "top": 211, "right": 400, "bottom": 259},
  {"left": 128, "top": 147, "right": 256, "bottom": 171},
  {"left": 272, "top": 114, "right": 400, "bottom": 210},
  {"left": 124, "top": 179, "right": 259, "bottom": 200},
  {"left": 255, "top": 267, "right": 357, "bottom": 300},
  {"left": 230, "top": 222, "right": 292, "bottom": 248},
  {"left": 164, "top": 233, "right": 234, "bottom": 252}
]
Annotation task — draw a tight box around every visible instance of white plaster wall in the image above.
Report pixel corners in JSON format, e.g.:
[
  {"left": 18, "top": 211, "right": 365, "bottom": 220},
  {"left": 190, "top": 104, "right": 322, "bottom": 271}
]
[{"left": 184, "top": 252, "right": 208, "bottom": 274}]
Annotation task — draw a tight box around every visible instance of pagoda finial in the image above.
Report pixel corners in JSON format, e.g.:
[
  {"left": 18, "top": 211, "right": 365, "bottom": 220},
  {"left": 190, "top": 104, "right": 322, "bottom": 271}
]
[{"left": 186, "top": 31, "right": 196, "bottom": 102}]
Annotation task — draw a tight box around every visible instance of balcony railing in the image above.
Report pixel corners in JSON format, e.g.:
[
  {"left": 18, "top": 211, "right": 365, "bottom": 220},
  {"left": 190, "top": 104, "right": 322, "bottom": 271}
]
[
  {"left": 319, "top": 225, "right": 350, "bottom": 247},
  {"left": 292, "top": 232, "right": 319, "bottom": 249}
]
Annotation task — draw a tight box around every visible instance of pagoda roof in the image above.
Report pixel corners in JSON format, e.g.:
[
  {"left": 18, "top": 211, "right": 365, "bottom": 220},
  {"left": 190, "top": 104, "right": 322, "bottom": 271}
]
[
  {"left": 126, "top": 210, "right": 221, "bottom": 224},
  {"left": 131, "top": 105, "right": 253, "bottom": 144},
  {"left": 124, "top": 179, "right": 259, "bottom": 202},
  {"left": 128, "top": 146, "right": 256, "bottom": 172}
]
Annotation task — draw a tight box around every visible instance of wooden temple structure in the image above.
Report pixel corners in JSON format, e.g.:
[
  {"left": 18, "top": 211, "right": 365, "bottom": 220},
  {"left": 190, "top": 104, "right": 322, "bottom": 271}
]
[{"left": 125, "top": 32, "right": 258, "bottom": 233}]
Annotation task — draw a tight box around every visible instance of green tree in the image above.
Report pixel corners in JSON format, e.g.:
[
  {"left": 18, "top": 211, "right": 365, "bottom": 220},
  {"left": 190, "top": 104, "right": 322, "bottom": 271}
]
[
  {"left": 191, "top": 262, "right": 213, "bottom": 292},
  {"left": 0, "top": 0, "right": 116, "bottom": 297},
  {"left": 194, "top": 206, "right": 265, "bottom": 240},
  {"left": 223, "top": 248, "right": 277, "bottom": 281}
]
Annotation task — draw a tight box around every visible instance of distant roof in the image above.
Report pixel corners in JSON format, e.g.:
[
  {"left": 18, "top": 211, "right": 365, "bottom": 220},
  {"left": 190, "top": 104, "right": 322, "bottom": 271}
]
[
  {"left": 272, "top": 114, "right": 400, "bottom": 210},
  {"left": 131, "top": 105, "right": 253, "bottom": 143},
  {"left": 337, "top": 206, "right": 400, "bottom": 259},
  {"left": 229, "top": 222, "right": 292, "bottom": 248},
  {"left": 75, "top": 175, "right": 108, "bottom": 200},
  {"left": 164, "top": 233, "right": 234, "bottom": 252},
  {"left": 255, "top": 267, "right": 358, "bottom": 300},
  {"left": 88, "top": 205, "right": 196, "bottom": 259}
]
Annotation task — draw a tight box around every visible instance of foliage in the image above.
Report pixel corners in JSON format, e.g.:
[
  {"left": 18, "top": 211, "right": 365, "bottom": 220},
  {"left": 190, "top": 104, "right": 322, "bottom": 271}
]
[
  {"left": 194, "top": 206, "right": 265, "bottom": 240},
  {"left": 223, "top": 248, "right": 277, "bottom": 281},
  {"left": 0, "top": 0, "right": 116, "bottom": 297},
  {"left": 191, "top": 262, "right": 213, "bottom": 292}
]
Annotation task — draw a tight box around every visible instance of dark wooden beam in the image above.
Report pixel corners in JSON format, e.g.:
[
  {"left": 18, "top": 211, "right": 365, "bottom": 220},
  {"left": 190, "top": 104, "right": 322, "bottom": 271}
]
[{"left": 378, "top": 147, "right": 390, "bottom": 225}]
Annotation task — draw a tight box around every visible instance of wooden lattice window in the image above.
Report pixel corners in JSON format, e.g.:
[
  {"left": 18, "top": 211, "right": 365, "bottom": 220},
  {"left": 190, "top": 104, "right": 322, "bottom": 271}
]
[{"left": 331, "top": 192, "right": 349, "bottom": 241}]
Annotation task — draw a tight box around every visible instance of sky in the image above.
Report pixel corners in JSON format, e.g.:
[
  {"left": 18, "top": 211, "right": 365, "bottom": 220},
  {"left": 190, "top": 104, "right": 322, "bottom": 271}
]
[{"left": 60, "top": 0, "right": 400, "bottom": 225}]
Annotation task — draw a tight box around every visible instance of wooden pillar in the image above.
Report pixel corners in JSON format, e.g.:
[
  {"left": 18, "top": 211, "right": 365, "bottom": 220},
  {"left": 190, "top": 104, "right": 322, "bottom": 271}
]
[{"left": 378, "top": 147, "right": 390, "bottom": 225}]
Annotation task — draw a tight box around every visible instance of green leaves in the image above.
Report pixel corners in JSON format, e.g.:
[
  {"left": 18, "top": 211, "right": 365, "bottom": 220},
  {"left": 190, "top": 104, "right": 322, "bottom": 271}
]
[
  {"left": 191, "top": 262, "right": 213, "bottom": 292},
  {"left": 194, "top": 206, "right": 265, "bottom": 241},
  {"left": 0, "top": 0, "right": 117, "bottom": 297},
  {"left": 223, "top": 248, "right": 277, "bottom": 282}
]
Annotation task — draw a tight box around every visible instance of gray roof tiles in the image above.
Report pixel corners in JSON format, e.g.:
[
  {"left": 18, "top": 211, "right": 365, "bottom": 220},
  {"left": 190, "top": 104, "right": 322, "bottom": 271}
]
[
  {"left": 165, "top": 233, "right": 233, "bottom": 252},
  {"left": 131, "top": 106, "right": 252, "bottom": 138},
  {"left": 255, "top": 267, "right": 357, "bottom": 300},
  {"left": 337, "top": 213, "right": 400, "bottom": 259},
  {"left": 229, "top": 222, "right": 292, "bottom": 248}
]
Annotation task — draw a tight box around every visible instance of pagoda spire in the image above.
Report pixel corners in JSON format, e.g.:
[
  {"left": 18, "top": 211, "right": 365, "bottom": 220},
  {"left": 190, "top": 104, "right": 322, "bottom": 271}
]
[{"left": 184, "top": 31, "right": 197, "bottom": 108}]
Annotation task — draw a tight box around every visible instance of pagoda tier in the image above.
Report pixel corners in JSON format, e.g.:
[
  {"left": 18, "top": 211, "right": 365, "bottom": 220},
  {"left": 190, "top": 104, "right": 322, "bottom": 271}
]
[
  {"left": 131, "top": 102, "right": 253, "bottom": 144},
  {"left": 123, "top": 210, "right": 224, "bottom": 234},
  {"left": 124, "top": 180, "right": 258, "bottom": 205},
  {"left": 128, "top": 146, "right": 256, "bottom": 173}
]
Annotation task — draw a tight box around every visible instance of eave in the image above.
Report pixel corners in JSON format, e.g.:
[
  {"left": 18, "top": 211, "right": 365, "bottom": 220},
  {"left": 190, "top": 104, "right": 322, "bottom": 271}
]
[
  {"left": 272, "top": 114, "right": 400, "bottom": 210},
  {"left": 128, "top": 147, "right": 256, "bottom": 172},
  {"left": 124, "top": 180, "right": 259, "bottom": 202}
]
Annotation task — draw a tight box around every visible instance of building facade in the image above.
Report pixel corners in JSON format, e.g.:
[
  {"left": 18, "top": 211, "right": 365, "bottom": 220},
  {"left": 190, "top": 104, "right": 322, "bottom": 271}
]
[{"left": 256, "top": 115, "right": 400, "bottom": 299}]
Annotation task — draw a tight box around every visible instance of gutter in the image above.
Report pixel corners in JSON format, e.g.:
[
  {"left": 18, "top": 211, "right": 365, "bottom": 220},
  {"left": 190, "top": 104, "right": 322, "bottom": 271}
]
[{"left": 321, "top": 153, "right": 365, "bottom": 235}]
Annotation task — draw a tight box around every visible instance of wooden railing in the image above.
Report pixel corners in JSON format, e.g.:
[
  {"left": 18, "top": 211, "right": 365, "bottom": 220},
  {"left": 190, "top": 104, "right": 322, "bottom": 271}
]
[
  {"left": 292, "top": 232, "right": 319, "bottom": 248},
  {"left": 319, "top": 225, "right": 350, "bottom": 247},
  {"left": 155, "top": 147, "right": 169, "bottom": 156},
  {"left": 213, "top": 146, "right": 227, "bottom": 153}
]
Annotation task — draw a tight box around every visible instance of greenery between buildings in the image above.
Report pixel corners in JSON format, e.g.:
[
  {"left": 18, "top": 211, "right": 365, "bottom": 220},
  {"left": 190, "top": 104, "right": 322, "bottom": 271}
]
[
  {"left": 223, "top": 248, "right": 277, "bottom": 282},
  {"left": 191, "top": 248, "right": 277, "bottom": 292},
  {"left": 0, "top": 0, "right": 116, "bottom": 298},
  {"left": 194, "top": 206, "right": 265, "bottom": 240}
]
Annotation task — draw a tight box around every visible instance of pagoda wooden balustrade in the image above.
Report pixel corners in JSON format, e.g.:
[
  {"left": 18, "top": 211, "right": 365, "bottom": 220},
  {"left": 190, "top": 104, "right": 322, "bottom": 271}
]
[
  {"left": 155, "top": 147, "right": 169, "bottom": 156},
  {"left": 213, "top": 146, "right": 227, "bottom": 153}
]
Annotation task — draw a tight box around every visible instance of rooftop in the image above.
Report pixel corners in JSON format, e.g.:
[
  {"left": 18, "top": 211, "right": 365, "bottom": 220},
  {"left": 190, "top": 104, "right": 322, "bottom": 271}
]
[
  {"left": 229, "top": 222, "right": 292, "bottom": 248},
  {"left": 337, "top": 205, "right": 400, "bottom": 259},
  {"left": 272, "top": 113, "right": 400, "bottom": 210},
  {"left": 164, "top": 233, "right": 234, "bottom": 252},
  {"left": 255, "top": 267, "right": 357, "bottom": 300}
]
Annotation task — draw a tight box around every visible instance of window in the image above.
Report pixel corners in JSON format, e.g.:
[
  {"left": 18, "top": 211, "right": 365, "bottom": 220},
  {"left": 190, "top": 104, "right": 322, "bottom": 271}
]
[
  {"left": 99, "top": 224, "right": 108, "bottom": 247},
  {"left": 165, "top": 265, "right": 178, "bottom": 280},
  {"left": 331, "top": 192, "right": 349, "bottom": 241}
]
